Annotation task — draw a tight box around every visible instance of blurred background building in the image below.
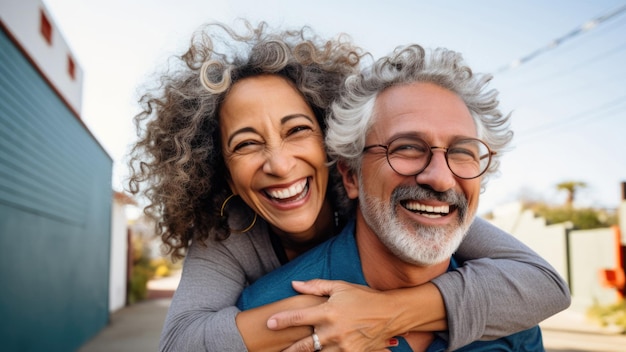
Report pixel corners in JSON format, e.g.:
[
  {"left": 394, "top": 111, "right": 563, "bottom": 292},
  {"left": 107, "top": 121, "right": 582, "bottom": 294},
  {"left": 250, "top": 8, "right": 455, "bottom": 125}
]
[{"left": 0, "top": 0, "right": 129, "bottom": 350}]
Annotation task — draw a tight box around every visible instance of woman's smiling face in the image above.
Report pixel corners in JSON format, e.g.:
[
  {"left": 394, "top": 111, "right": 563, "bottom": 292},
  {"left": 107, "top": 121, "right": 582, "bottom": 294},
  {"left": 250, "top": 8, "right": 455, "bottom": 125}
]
[{"left": 219, "top": 75, "right": 329, "bottom": 235}]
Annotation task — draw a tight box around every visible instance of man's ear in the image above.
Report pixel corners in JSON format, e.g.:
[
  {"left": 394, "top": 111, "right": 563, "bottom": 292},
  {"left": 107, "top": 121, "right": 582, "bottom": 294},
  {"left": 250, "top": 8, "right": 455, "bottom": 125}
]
[{"left": 337, "top": 160, "right": 359, "bottom": 199}]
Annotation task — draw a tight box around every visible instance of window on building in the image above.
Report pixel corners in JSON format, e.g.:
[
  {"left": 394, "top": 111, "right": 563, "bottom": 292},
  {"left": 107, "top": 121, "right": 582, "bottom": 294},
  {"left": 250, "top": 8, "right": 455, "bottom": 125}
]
[
  {"left": 67, "top": 55, "right": 76, "bottom": 80},
  {"left": 40, "top": 10, "right": 52, "bottom": 45}
]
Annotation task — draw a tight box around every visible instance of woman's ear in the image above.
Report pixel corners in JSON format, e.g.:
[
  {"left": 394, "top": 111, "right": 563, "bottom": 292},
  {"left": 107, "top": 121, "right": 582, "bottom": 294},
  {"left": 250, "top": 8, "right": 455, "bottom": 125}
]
[{"left": 337, "top": 160, "right": 359, "bottom": 199}]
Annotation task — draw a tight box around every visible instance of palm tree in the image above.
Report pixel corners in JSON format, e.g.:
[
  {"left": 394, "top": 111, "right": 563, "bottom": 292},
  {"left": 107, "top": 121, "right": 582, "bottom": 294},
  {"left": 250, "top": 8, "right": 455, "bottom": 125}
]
[{"left": 556, "top": 181, "right": 587, "bottom": 207}]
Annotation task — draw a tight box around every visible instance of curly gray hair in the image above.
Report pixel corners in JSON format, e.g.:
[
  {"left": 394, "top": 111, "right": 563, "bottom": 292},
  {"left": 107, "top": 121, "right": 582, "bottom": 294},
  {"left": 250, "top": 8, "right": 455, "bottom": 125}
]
[{"left": 326, "top": 44, "right": 513, "bottom": 189}]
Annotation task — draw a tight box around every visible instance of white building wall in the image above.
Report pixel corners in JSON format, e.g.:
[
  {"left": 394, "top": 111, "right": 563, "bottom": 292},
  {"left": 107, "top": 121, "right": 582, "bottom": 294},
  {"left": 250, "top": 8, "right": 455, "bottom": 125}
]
[
  {"left": 110, "top": 199, "right": 128, "bottom": 312},
  {"left": 569, "top": 228, "right": 617, "bottom": 309},
  {"left": 0, "top": 0, "right": 83, "bottom": 114},
  {"left": 489, "top": 201, "right": 618, "bottom": 311},
  {"left": 617, "top": 182, "right": 625, "bottom": 245},
  {"left": 491, "top": 202, "right": 569, "bottom": 280}
]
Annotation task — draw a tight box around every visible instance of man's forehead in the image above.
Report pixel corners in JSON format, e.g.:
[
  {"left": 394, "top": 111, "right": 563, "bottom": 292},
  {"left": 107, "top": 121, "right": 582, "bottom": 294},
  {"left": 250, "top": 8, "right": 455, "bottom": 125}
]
[{"left": 370, "top": 82, "right": 475, "bottom": 140}]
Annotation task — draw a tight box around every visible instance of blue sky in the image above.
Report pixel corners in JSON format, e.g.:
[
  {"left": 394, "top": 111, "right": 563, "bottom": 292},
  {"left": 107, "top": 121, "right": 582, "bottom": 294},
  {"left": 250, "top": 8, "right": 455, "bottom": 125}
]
[{"left": 42, "top": 0, "right": 626, "bottom": 214}]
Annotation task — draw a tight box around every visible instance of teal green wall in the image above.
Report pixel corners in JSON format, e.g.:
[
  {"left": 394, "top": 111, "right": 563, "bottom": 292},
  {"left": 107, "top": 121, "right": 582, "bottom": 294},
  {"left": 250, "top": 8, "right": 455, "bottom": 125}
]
[{"left": 0, "top": 27, "right": 113, "bottom": 351}]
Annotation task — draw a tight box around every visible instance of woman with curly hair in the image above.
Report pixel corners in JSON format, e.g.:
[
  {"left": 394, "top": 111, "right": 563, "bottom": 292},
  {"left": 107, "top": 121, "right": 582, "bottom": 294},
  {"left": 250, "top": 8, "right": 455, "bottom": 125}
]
[{"left": 127, "top": 20, "right": 570, "bottom": 352}]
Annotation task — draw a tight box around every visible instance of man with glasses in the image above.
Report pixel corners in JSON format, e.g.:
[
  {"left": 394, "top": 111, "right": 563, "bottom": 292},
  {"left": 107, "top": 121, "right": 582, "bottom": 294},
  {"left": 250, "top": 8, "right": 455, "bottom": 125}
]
[{"left": 237, "top": 44, "right": 544, "bottom": 351}]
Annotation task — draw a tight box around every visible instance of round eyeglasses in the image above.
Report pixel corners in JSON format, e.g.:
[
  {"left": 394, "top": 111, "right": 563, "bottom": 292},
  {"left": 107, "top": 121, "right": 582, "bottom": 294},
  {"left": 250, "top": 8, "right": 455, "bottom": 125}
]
[{"left": 362, "top": 136, "right": 496, "bottom": 179}]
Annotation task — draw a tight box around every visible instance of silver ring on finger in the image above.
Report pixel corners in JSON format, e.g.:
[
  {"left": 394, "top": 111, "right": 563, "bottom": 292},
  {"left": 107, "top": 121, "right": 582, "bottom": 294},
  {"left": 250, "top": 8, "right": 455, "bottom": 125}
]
[{"left": 312, "top": 332, "right": 323, "bottom": 351}]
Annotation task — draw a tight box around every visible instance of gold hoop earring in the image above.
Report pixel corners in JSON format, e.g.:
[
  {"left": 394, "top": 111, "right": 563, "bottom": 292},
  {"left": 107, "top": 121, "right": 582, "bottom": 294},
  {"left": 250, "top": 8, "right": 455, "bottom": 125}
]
[{"left": 220, "top": 194, "right": 258, "bottom": 233}]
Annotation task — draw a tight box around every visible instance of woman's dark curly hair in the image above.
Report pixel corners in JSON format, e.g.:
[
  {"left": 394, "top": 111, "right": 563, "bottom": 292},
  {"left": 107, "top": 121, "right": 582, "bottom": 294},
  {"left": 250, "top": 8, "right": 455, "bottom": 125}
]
[{"left": 127, "top": 20, "right": 363, "bottom": 260}]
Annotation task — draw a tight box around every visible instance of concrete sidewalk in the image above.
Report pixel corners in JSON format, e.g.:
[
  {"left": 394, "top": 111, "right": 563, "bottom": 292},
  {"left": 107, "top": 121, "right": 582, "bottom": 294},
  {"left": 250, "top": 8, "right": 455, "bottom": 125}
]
[
  {"left": 78, "top": 272, "right": 180, "bottom": 352},
  {"left": 78, "top": 296, "right": 626, "bottom": 352},
  {"left": 539, "top": 308, "right": 626, "bottom": 352},
  {"left": 78, "top": 298, "right": 171, "bottom": 352}
]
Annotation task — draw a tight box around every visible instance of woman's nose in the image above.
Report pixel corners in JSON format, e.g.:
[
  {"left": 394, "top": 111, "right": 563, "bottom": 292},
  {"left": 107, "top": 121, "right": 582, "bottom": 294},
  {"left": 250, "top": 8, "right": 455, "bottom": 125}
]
[{"left": 262, "top": 146, "right": 296, "bottom": 176}]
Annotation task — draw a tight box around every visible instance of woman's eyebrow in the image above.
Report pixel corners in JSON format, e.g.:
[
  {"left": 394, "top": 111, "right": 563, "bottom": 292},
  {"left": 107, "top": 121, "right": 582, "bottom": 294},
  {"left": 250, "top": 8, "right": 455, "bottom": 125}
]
[
  {"left": 281, "top": 114, "right": 315, "bottom": 125},
  {"left": 227, "top": 126, "right": 256, "bottom": 147}
]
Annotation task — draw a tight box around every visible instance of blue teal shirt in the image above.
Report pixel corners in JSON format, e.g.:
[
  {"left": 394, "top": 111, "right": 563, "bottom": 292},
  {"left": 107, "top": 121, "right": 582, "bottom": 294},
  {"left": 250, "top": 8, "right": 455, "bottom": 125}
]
[{"left": 237, "top": 219, "right": 544, "bottom": 351}]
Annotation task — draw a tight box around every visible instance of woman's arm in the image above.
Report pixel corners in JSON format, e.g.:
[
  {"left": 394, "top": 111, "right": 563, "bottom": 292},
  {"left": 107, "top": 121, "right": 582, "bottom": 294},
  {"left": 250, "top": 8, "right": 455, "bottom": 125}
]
[
  {"left": 265, "top": 217, "right": 570, "bottom": 351},
  {"left": 235, "top": 295, "right": 325, "bottom": 352},
  {"left": 163, "top": 217, "right": 569, "bottom": 351},
  {"left": 162, "top": 229, "right": 434, "bottom": 352},
  {"left": 159, "top": 238, "right": 250, "bottom": 351},
  {"left": 159, "top": 227, "right": 287, "bottom": 352},
  {"left": 159, "top": 227, "right": 335, "bottom": 352},
  {"left": 431, "top": 217, "right": 570, "bottom": 349}
]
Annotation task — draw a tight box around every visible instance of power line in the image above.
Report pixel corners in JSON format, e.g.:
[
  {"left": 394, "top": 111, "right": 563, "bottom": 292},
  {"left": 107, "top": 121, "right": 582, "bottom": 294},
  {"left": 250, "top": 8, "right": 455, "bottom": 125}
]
[
  {"left": 494, "top": 4, "right": 626, "bottom": 74},
  {"left": 500, "top": 41, "right": 626, "bottom": 101},
  {"left": 515, "top": 94, "right": 626, "bottom": 141}
]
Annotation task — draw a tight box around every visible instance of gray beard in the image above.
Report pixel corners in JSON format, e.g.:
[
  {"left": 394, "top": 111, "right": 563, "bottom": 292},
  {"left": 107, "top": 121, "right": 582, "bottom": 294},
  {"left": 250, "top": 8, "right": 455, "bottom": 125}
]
[{"left": 358, "top": 181, "right": 472, "bottom": 266}]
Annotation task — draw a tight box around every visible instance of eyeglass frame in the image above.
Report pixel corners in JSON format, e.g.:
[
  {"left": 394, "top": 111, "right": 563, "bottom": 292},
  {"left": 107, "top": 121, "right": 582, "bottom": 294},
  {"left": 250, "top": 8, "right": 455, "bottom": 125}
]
[{"left": 362, "top": 136, "right": 496, "bottom": 180}]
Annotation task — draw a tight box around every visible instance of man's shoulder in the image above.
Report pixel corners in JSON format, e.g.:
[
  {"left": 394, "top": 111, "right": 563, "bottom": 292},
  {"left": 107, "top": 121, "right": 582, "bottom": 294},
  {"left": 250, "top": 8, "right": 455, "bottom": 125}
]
[
  {"left": 237, "top": 221, "right": 359, "bottom": 310},
  {"left": 237, "top": 234, "right": 340, "bottom": 309}
]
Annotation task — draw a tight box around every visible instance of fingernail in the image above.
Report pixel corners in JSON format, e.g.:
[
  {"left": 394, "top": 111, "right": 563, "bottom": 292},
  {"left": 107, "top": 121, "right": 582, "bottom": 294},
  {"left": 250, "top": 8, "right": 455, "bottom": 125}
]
[
  {"left": 267, "top": 319, "right": 278, "bottom": 329},
  {"left": 389, "top": 338, "right": 399, "bottom": 346}
]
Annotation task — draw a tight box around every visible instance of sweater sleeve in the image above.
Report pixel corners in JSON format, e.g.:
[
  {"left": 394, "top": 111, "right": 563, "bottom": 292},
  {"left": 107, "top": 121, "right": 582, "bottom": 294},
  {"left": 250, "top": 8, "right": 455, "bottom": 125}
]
[
  {"left": 159, "top": 226, "right": 280, "bottom": 352},
  {"left": 431, "top": 217, "right": 571, "bottom": 350}
]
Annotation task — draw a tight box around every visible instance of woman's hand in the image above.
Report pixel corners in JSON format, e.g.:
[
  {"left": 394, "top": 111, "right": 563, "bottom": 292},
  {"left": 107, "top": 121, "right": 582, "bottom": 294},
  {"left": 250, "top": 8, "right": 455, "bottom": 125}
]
[{"left": 266, "top": 279, "right": 435, "bottom": 352}]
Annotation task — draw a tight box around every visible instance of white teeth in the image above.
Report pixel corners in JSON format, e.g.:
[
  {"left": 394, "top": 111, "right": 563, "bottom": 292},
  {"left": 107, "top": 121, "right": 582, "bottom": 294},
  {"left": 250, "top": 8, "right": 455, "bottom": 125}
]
[
  {"left": 404, "top": 201, "right": 450, "bottom": 214},
  {"left": 422, "top": 213, "right": 444, "bottom": 218},
  {"left": 267, "top": 179, "right": 307, "bottom": 199}
]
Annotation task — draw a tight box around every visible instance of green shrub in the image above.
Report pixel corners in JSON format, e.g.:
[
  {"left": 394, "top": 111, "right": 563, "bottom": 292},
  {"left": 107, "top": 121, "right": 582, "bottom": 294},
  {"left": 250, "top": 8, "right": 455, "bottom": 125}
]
[
  {"left": 587, "top": 301, "right": 626, "bottom": 333},
  {"left": 128, "top": 238, "right": 156, "bottom": 304},
  {"left": 529, "top": 204, "right": 617, "bottom": 230},
  {"left": 129, "top": 265, "right": 152, "bottom": 304}
]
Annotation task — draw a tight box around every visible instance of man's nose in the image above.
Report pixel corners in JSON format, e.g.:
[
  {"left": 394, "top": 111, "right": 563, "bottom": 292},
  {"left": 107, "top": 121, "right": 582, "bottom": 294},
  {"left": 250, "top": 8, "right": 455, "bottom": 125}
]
[{"left": 414, "top": 150, "right": 456, "bottom": 192}]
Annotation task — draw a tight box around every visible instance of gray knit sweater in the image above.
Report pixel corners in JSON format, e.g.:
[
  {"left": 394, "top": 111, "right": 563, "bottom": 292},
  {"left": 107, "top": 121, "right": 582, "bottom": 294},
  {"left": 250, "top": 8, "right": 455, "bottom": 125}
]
[{"left": 159, "top": 217, "right": 570, "bottom": 351}]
